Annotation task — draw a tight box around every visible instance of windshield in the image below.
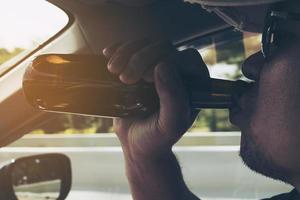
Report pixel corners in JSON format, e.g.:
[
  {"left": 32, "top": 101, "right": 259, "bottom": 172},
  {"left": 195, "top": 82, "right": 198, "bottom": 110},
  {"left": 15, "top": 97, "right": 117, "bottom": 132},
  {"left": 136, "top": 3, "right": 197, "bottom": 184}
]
[
  {"left": 27, "top": 30, "right": 260, "bottom": 135},
  {"left": 0, "top": 0, "right": 69, "bottom": 75}
]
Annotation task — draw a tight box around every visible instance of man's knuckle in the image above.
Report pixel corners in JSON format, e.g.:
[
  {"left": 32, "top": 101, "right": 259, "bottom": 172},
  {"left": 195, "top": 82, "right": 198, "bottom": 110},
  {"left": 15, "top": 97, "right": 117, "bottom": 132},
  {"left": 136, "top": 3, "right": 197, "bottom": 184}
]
[
  {"left": 120, "top": 72, "right": 138, "bottom": 84},
  {"left": 131, "top": 53, "right": 142, "bottom": 65},
  {"left": 116, "top": 46, "right": 127, "bottom": 55}
]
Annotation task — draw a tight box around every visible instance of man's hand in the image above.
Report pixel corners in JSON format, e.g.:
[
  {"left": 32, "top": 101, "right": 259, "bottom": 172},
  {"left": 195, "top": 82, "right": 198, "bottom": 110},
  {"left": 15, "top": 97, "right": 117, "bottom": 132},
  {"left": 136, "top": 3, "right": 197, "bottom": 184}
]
[
  {"left": 103, "top": 38, "right": 208, "bottom": 200},
  {"left": 103, "top": 39, "right": 209, "bottom": 159}
]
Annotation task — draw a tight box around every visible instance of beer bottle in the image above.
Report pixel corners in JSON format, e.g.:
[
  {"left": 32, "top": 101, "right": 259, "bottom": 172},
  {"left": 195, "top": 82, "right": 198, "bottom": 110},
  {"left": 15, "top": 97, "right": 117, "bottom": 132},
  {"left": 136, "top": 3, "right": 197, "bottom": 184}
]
[{"left": 23, "top": 54, "right": 251, "bottom": 118}]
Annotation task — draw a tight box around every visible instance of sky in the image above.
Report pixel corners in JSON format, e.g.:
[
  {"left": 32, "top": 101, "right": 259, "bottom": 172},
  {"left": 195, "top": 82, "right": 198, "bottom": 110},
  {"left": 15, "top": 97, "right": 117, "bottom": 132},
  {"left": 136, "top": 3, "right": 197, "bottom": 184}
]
[{"left": 0, "top": 0, "right": 69, "bottom": 51}]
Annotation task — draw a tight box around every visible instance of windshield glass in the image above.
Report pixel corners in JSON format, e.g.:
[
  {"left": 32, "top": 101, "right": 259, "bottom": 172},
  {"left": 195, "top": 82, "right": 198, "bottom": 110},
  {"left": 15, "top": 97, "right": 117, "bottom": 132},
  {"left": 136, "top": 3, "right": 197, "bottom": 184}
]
[
  {"left": 27, "top": 30, "right": 261, "bottom": 135},
  {"left": 0, "top": 0, "right": 68, "bottom": 74}
]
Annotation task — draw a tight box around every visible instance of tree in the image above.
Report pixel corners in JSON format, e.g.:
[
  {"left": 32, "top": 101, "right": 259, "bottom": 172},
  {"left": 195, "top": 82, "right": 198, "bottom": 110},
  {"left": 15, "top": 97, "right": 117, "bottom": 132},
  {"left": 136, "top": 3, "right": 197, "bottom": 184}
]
[{"left": 0, "top": 48, "right": 24, "bottom": 65}]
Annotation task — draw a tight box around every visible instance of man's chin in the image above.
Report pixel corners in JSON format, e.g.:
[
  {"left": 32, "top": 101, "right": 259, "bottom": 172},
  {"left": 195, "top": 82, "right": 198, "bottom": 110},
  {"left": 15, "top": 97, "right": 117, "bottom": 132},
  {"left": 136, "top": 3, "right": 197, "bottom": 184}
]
[{"left": 239, "top": 132, "right": 291, "bottom": 184}]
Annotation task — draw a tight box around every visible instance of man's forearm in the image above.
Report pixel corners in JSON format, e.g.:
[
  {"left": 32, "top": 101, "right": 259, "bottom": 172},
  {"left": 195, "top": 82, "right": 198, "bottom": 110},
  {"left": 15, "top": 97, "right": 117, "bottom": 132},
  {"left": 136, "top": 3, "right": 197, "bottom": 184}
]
[{"left": 124, "top": 150, "right": 199, "bottom": 200}]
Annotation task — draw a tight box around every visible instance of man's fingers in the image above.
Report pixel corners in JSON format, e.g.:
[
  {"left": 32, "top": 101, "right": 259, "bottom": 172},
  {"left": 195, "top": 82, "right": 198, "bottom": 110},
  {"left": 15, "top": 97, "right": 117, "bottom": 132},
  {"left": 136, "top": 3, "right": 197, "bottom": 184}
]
[
  {"left": 103, "top": 42, "right": 122, "bottom": 58},
  {"left": 107, "top": 39, "right": 150, "bottom": 75},
  {"left": 113, "top": 118, "right": 129, "bottom": 139},
  {"left": 154, "top": 62, "right": 191, "bottom": 140},
  {"left": 120, "top": 41, "right": 176, "bottom": 84},
  {"left": 142, "top": 67, "right": 155, "bottom": 82}
]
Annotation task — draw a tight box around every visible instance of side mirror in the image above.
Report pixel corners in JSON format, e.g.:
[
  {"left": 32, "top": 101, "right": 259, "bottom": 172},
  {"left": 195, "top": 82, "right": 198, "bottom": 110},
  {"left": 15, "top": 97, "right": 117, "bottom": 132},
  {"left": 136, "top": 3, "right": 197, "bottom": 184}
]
[{"left": 0, "top": 153, "right": 72, "bottom": 200}]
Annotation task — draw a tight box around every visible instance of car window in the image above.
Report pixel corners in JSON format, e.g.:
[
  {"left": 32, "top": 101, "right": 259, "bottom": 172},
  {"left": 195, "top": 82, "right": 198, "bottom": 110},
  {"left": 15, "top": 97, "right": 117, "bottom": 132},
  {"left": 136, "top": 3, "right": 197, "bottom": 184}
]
[
  {"left": 189, "top": 31, "right": 261, "bottom": 132},
  {"left": 7, "top": 12, "right": 288, "bottom": 200},
  {"left": 0, "top": 0, "right": 69, "bottom": 74},
  {"left": 28, "top": 29, "right": 261, "bottom": 135}
]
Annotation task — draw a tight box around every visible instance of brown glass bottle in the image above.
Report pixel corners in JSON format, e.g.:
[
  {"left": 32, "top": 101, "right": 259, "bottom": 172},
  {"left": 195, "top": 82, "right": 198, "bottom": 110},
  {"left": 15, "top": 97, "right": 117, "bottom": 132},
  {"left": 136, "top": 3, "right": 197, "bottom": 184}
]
[{"left": 23, "top": 54, "right": 251, "bottom": 118}]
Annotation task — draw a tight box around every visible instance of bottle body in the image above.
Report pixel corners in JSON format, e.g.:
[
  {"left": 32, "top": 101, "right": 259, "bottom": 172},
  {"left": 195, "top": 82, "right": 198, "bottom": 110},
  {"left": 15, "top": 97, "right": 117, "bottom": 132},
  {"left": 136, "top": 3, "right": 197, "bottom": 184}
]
[{"left": 23, "top": 54, "right": 251, "bottom": 118}]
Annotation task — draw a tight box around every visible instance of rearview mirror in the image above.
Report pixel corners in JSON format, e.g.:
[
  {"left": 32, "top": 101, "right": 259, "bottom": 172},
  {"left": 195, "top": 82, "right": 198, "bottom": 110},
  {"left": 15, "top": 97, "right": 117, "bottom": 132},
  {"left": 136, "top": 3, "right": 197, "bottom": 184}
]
[{"left": 0, "top": 153, "right": 72, "bottom": 200}]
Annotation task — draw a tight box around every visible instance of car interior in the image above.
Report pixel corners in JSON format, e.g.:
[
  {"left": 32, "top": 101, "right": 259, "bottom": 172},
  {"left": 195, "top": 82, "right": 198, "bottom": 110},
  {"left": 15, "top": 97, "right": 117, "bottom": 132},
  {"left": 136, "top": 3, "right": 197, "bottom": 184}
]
[{"left": 0, "top": 0, "right": 293, "bottom": 199}]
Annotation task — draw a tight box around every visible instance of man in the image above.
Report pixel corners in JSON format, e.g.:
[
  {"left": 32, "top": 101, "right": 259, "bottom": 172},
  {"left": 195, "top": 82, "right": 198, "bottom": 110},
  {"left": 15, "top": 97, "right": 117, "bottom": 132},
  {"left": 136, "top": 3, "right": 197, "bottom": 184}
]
[{"left": 103, "top": 0, "right": 300, "bottom": 199}]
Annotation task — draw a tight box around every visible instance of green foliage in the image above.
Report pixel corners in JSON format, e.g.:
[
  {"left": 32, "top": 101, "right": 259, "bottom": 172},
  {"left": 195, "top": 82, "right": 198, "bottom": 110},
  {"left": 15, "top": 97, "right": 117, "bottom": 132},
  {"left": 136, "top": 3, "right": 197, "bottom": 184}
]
[
  {"left": 0, "top": 48, "right": 24, "bottom": 65},
  {"left": 191, "top": 109, "right": 239, "bottom": 132},
  {"left": 30, "top": 114, "right": 113, "bottom": 134}
]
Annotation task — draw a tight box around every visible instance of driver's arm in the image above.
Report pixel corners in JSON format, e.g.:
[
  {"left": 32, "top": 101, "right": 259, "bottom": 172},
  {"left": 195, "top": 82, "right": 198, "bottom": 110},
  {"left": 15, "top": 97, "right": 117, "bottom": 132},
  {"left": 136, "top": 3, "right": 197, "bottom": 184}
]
[
  {"left": 125, "top": 148, "right": 200, "bottom": 200},
  {"left": 103, "top": 39, "right": 208, "bottom": 200}
]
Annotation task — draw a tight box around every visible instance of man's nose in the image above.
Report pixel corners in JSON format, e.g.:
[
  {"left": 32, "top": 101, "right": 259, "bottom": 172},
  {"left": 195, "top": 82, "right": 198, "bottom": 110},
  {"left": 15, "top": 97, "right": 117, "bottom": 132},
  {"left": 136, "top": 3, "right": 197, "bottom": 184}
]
[{"left": 242, "top": 52, "right": 264, "bottom": 81}]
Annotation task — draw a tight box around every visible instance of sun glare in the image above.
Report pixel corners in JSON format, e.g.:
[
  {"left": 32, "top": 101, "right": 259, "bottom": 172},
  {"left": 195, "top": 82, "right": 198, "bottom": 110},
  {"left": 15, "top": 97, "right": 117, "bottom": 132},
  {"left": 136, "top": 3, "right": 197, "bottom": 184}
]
[{"left": 0, "top": 0, "right": 68, "bottom": 51}]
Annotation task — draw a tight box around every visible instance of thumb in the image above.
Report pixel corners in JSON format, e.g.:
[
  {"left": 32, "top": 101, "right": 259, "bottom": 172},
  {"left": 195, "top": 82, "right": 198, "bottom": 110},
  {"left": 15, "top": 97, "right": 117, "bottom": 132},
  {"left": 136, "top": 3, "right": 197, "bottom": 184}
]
[{"left": 154, "top": 62, "right": 191, "bottom": 140}]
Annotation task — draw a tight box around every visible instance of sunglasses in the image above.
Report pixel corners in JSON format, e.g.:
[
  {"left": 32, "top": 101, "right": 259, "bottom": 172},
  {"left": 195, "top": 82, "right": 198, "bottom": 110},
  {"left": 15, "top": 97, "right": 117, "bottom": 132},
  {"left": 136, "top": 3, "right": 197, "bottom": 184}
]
[{"left": 262, "top": 8, "right": 300, "bottom": 59}]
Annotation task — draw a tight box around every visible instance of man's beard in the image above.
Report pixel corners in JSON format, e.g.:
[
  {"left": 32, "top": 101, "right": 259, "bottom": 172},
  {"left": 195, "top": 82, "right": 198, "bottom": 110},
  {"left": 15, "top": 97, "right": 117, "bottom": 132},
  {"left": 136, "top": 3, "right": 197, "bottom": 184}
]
[{"left": 239, "top": 130, "right": 292, "bottom": 183}]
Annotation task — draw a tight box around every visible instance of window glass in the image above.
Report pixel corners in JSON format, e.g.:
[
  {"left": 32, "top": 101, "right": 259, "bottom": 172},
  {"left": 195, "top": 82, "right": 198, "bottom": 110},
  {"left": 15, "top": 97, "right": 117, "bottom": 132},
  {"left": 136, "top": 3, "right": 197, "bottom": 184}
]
[
  {"left": 29, "top": 30, "right": 261, "bottom": 134},
  {"left": 0, "top": 0, "right": 69, "bottom": 70},
  {"left": 200, "top": 32, "right": 261, "bottom": 81},
  {"left": 189, "top": 31, "right": 261, "bottom": 132}
]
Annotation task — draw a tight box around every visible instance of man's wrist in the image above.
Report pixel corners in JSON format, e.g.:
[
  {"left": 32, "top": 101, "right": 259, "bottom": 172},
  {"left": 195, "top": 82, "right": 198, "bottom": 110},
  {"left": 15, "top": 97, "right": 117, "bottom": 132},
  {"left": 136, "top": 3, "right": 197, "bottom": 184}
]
[
  {"left": 123, "top": 144, "right": 173, "bottom": 164},
  {"left": 124, "top": 149, "right": 198, "bottom": 200}
]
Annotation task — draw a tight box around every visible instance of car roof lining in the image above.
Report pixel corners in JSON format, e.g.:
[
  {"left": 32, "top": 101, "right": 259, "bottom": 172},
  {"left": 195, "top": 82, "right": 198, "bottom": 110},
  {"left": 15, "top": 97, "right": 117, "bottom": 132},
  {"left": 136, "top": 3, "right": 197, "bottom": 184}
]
[{"left": 48, "top": 0, "right": 229, "bottom": 53}]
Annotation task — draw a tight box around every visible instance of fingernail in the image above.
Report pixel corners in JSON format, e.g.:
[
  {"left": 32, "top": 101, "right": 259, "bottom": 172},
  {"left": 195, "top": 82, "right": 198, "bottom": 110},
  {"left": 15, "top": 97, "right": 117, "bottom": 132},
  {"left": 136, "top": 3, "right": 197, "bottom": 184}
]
[
  {"left": 108, "top": 60, "right": 113, "bottom": 71},
  {"left": 102, "top": 48, "right": 107, "bottom": 56},
  {"left": 119, "top": 74, "right": 134, "bottom": 85},
  {"left": 108, "top": 57, "right": 115, "bottom": 71}
]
